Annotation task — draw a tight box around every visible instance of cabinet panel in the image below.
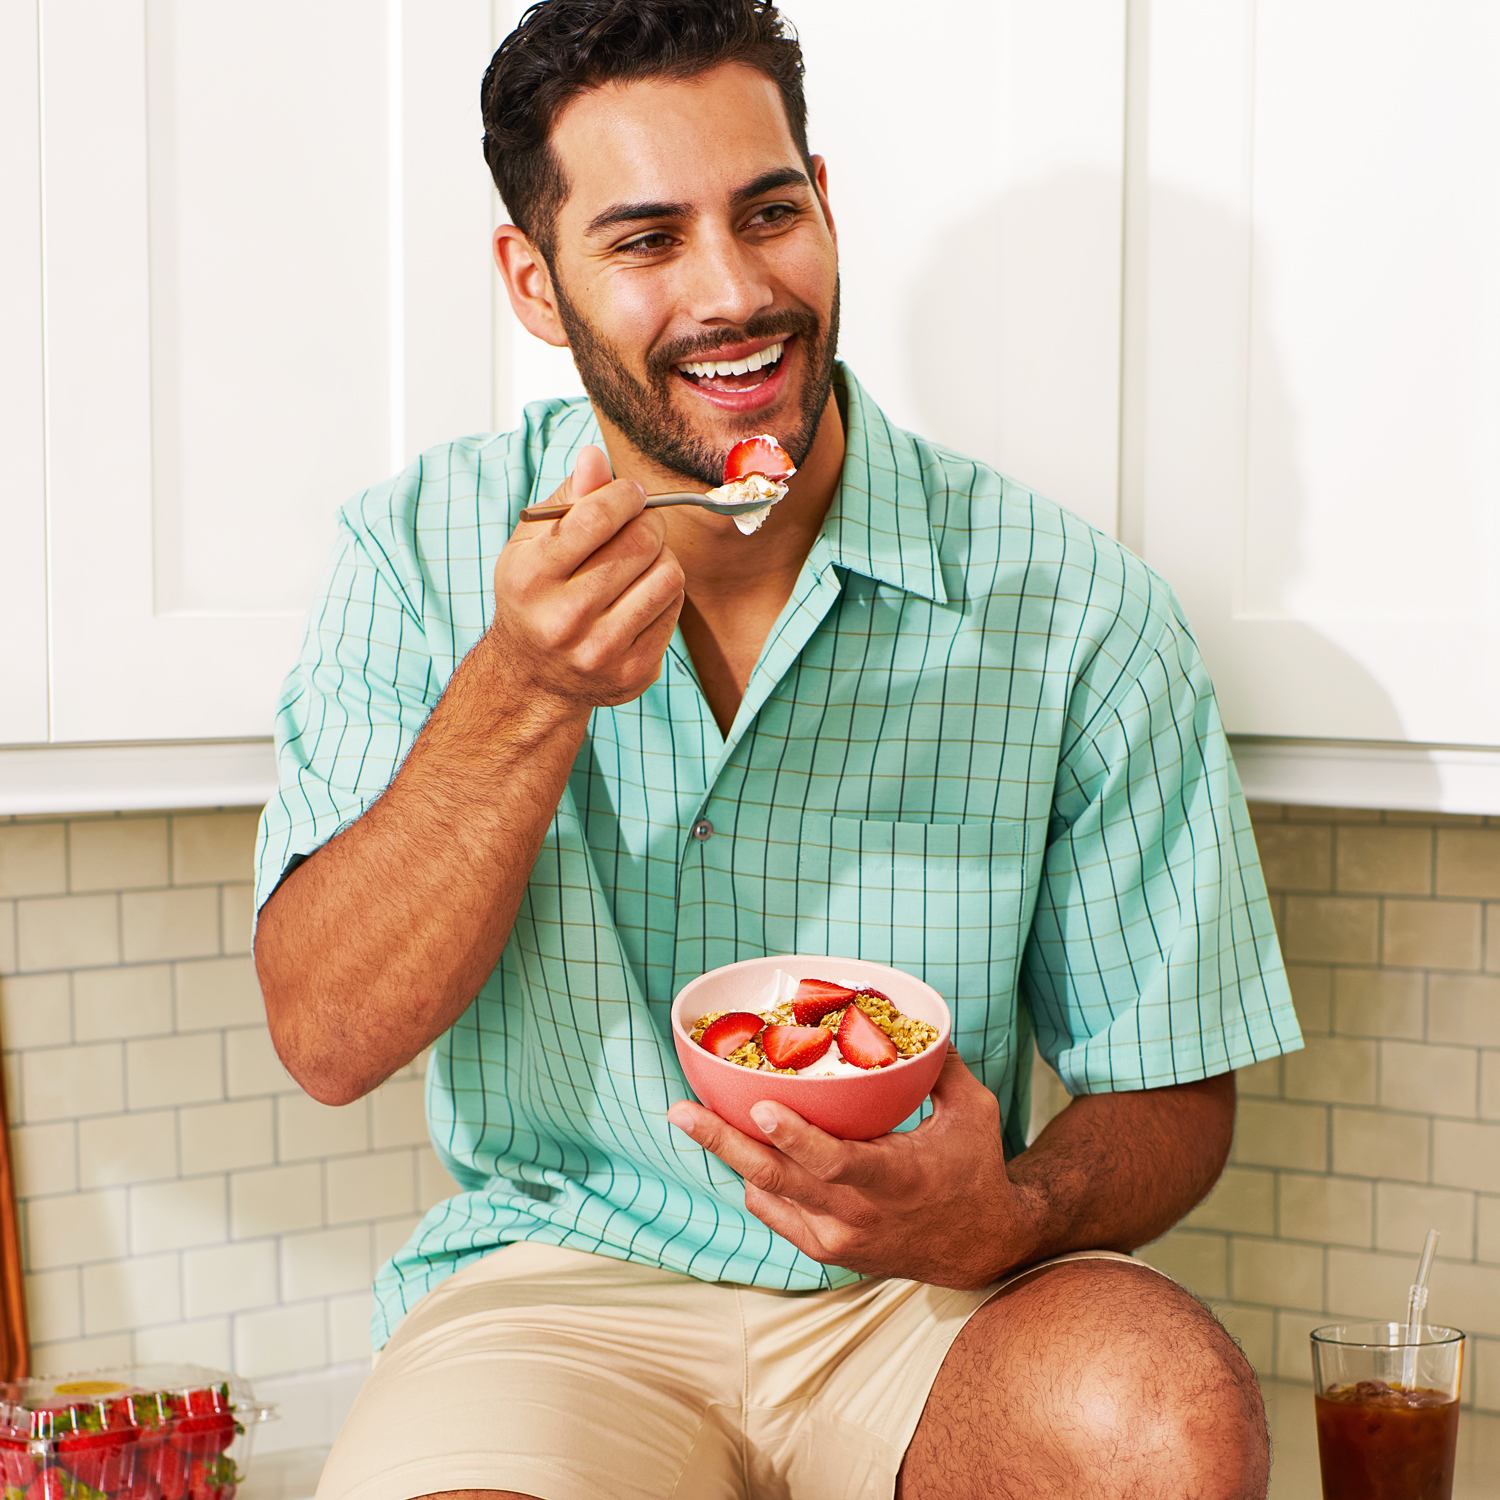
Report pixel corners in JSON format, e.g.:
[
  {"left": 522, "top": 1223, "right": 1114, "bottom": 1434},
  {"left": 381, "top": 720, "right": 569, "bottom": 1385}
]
[
  {"left": 0, "top": 0, "right": 49, "bottom": 744},
  {"left": 39, "top": 0, "right": 494, "bottom": 743},
  {"left": 1136, "top": 0, "right": 1500, "bottom": 746}
]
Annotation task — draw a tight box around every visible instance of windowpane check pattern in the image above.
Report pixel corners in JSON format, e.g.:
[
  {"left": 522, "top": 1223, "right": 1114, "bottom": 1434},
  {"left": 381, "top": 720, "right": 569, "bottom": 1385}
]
[{"left": 255, "top": 367, "right": 1301, "bottom": 1348}]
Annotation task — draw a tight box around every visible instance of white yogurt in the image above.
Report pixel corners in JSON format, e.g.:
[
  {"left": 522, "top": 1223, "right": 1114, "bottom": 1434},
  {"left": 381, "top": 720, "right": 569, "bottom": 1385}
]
[{"left": 701, "top": 472, "right": 789, "bottom": 534}]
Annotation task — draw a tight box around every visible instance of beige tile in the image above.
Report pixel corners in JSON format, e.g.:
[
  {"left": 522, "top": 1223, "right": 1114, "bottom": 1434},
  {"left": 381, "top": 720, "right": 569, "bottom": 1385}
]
[
  {"left": 1246, "top": 802, "right": 1286, "bottom": 825},
  {"left": 221, "top": 885, "right": 254, "bottom": 957},
  {"left": 1374, "top": 1182, "right": 1475, "bottom": 1258},
  {"left": 1331, "top": 1107, "right": 1430, "bottom": 1182},
  {"left": 1488, "top": 904, "right": 1500, "bottom": 975},
  {"left": 17, "top": 894, "right": 119, "bottom": 971},
  {"left": 1182, "top": 1166, "right": 1276, "bottom": 1235},
  {"left": 180, "top": 1098, "right": 274, "bottom": 1176},
  {"left": 1274, "top": 1309, "right": 1328, "bottom": 1382},
  {"left": 0, "top": 900, "right": 15, "bottom": 976},
  {"left": 1475, "top": 1336, "right": 1500, "bottom": 1414},
  {"left": 233, "top": 1301, "right": 327, "bottom": 1379},
  {"left": 226, "top": 1026, "right": 295, "bottom": 1098},
  {"left": 1254, "top": 824, "right": 1331, "bottom": 892},
  {"left": 1230, "top": 1236, "right": 1323, "bottom": 1309},
  {"left": 81, "top": 1251, "right": 182, "bottom": 1334},
  {"left": 1435, "top": 828, "right": 1500, "bottom": 899},
  {"left": 326, "top": 1151, "right": 415, "bottom": 1225},
  {"left": 1286, "top": 805, "right": 1380, "bottom": 824},
  {"left": 78, "top": 1109, "right": 177, "bottom": 1189},
  {"left": 370, "top": 1077, "right": 428, "bottom": 1149},
  {"left": 183, "top": 1238, "right": 278, "bottom": 1318},
  {"left": 69, "top": 818, "right": 169, "bottom": 893},
  {"left": 73, "top": 964, "right": 173, "bottom": 1043},
  {"left": 1324, "top": 1246, "right": 1424, "bottom": 1322},
  {"left": 4, "top": 1053, "right": 20, "bottom": 1122},
  {"left": 1379, "top": 1041, "right": 1478, "bottom": 1118},
  {"left": 121, "top": 887, "right": 220, "bottom": 964},
  {"left": 1480, "top": 1195, "right": 1500, "bottom": 1264},
  {"left": 12, "top": 1120, "right": 77, "bottom": 1197},
  {"left": 1237, "top": 1056, "right": 1282, "bottom": 1099},
  {"left": 126, "top": 1031, "right": 222, "bottom": 1110},
  {"left": 1384, "top": 810, "right": 1484, "bottom": 826},
  {"left": 1432, "top": 1120, "right": 1500, "bottom": 1193},
  {"left": 1427, "top": 1258, "right": 1500, "bottom": 1339},
  {"left": 281, "top": 1224, "right": 371, "bottom": 1301},
  {"left": 1214, "top": 1302, "right": 1275, "bottom": 1375},
  {"left": 1283, "top": 896, "right": 1380, "bottom": 965},
  {"left": 30, "top": 1332, "right": 133, "bottom": 1378},
  {"left": 1138, "top": 1229, "right": 1227, "bottom": 1299},
  {"left": 130, "top": 1176, "right": 227, "bottom": 1254},
  {"left": 172, "top": 812, "right": 261, "bottom": 886},
  {"left": 1332, "top": 968, "right": 1424, "bottom": 1041},
  {"left": 374, "top": 1215, "right": 420, "bottom": 1264},
  {"left": 1285, "top": 965, "right": 1332, "bottom": 1036},
  {"left": 231, "top": 1162, "right": 324, "bottom": 1239},
  {"left": 0, "top": 823, "right": 67, "bottom": 898},
  {"left": 176, "top": 956, "right": 265, "bottom": 1031},
  {"left": 1283, "top": 1037, "right": 1377, "bottom": 1106},
  {"left": 136, "top": 1315, "right": 232, "bottom": 1369},
  {"left": 26, "top": 1188, "right": 130, "bottom": 1269},
  {"left": 1277, "top": 1173, "right": 1372, "bottom": 1247},
  {"left": 1383, "top": 899, "right": 1483, "bottom": 971},
  {"left": 25, "top": 1267, "right": 81, "bottom": 1342},
  {"left": 277, "top": 1093, "right": 369, "bottom": 1162},
  {"left": 1483, "top": 1052, "right": 1500, "bottom": 1121},
  {"left": 1334, "top": 825, "right": 1433, "bottom": 897},
  {"left": 1429, "top": 974, "right": 1500, "bottom": 1047},
  {"left": 1234, "top": 1100, "right": 1328, "bottom": 1172},
  {"left": 0, "top": 972, "right": 72, "bottom": 1049},
  {"left": 417, "top": 1147, "right": 461, "bottom": 1212},
  {"left": 328, "top": 1289, "right": 375, "bottom": 1364},
  {"left": 23, "top": 1042, "right": 124, "bottom": 1123}
]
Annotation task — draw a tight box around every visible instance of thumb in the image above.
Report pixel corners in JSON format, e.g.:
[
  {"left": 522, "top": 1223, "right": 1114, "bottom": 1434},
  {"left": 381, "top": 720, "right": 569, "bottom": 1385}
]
[{"left": 555, "top": 444, "right": 616, "bottom": 506}]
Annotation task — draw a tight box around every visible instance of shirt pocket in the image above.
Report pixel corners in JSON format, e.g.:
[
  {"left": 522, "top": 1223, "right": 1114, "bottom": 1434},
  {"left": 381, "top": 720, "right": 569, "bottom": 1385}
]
[{"left": 787, "top": 815, "right": 1031, "bottom": 1025}]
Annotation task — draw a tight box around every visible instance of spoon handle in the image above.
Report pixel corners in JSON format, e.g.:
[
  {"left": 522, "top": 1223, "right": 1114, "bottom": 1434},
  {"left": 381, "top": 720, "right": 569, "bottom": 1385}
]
[{"left": 519, "top": 491, "right": 707, "bottom": 523}]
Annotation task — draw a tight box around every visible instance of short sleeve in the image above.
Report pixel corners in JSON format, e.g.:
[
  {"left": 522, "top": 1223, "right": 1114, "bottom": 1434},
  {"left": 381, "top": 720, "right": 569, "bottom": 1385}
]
[
  {"left": 253, "top": 502, "right": 443, "bottom": 916},
  {"left": 1020, "top": 572, "right": 1301, "bottom": 1093}
]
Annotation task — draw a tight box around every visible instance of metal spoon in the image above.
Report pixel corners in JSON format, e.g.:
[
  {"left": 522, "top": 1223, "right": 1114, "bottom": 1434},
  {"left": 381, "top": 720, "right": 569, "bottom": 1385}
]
[{"left": 518, "top": 490, "right": 773, "bottom": 523}]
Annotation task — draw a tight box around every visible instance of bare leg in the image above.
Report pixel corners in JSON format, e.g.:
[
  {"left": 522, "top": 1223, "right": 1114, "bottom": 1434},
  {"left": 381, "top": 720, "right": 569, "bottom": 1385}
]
[{"left": 897, "top": 1261, "right": 1269, "bottom": 1500}]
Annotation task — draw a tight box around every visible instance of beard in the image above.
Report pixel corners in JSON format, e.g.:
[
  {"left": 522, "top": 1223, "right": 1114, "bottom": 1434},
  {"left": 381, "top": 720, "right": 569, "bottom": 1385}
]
[{"left": 551, "top": 275, "right": 841, "bottom": 490}]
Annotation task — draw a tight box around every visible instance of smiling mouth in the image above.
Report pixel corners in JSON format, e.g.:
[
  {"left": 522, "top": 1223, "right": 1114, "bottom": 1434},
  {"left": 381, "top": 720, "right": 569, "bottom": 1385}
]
[{"left": 675, "top": 340, "right": 787, "bottom": 393}]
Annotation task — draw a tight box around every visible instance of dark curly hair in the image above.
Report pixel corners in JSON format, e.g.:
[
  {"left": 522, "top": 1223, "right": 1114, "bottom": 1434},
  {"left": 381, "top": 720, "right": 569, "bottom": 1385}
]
[{"left": 481, "top": 0, "right": 811, "bottom": 261}]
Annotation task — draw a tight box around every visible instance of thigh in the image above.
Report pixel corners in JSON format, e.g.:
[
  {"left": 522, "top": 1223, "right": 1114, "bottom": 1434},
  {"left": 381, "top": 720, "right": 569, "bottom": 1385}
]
[
  {"left": 315, "top": 1243, "right": 746, "bottom": 1500},
  {"left": 897, "top": 1259, "right": 1269, "bottom": 1500}
]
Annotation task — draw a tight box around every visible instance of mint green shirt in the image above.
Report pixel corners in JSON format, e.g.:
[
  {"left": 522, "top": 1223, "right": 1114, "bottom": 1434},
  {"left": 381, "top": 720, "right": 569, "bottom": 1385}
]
[{"left": 255, "top": 367, "right": 1300, "bottom": 1347}]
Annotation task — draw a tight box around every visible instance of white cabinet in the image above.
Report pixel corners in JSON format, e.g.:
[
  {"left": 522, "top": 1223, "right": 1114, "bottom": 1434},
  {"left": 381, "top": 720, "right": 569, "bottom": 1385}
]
[{"left": 1129, "top": 0, "right": 1500, "bottom": 751}]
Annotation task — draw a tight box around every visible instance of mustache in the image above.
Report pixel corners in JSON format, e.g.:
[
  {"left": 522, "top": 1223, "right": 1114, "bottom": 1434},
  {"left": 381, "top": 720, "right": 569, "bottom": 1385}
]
[{"left": 647, "top": 309, "right": 821, "bottom": 382}]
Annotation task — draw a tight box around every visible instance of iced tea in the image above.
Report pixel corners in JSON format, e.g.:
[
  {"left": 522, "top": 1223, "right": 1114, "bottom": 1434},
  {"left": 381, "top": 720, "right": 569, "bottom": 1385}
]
[{"left": 1314, "top": 1380, "right": 1458, "bottom": 1500}]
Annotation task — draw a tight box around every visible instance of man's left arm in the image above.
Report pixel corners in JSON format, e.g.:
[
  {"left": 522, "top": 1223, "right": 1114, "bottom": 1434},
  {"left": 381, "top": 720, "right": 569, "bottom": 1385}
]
[{"left": 666, "top": 1052, "right": 1234, "bottom": 1289}]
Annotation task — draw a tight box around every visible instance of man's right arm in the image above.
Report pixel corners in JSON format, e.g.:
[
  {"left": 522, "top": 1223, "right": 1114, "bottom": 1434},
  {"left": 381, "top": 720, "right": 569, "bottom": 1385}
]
[{"left": 253, "top": 447, "right": 684, "bottom": 1106}]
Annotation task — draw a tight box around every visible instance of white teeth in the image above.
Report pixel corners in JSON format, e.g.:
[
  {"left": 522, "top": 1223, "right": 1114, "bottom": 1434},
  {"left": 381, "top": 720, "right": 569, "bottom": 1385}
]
[{"left": 679, "top": 341, "right": 784, "bottom": 380}]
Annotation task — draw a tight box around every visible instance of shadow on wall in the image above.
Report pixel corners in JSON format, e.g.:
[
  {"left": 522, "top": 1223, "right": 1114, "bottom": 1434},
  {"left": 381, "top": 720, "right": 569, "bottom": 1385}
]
[{"left": 901, "top": 168, "right": 1437, "bottom": 802}]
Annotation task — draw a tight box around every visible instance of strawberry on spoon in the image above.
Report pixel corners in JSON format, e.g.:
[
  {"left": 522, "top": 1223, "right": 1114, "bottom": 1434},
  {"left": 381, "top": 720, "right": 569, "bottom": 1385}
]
[{"left": 702, "top": 434, "right": 798, "bottom": 534}]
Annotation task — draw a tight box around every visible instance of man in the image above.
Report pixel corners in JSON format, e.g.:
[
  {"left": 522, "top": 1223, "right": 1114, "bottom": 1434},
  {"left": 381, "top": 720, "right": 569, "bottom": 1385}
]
[{"left": 254, "top": 2, "right": 1301, "bottom": 1496}]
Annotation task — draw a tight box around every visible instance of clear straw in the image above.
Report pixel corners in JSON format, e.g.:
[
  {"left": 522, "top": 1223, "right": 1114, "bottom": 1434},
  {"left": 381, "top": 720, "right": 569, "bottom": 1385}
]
[{"left": 1400, "top": 1228, "right": 1440, "bottom": 1388}]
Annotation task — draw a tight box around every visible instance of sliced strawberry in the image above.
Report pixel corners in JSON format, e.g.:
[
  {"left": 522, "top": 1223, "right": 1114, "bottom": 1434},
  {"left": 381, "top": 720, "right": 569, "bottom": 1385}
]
[
  {"left": 791, "top": 978, "right": 856, "bottom": 1025},
  {"left": 836, "top": 1003, "right": 899, "bottom": 1069},
  {"left": 723, "top": 434, "right": 795, "bottom": 483},
  {"left": 698, "top": 1011, "right": 765, "bottom": 1058},
  {"left": 853, "top": 985, "right": 892, "bottom": 1007},
  {"left": 760, "top": 1024, "right": 835, "bottom": 1070}
]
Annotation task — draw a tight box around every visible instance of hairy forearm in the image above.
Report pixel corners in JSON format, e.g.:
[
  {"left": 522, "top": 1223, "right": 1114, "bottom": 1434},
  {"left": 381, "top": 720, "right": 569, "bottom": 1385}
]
[
  {"left": 254, "top": 632, "right": 590, "bottom": 1105},
  {"left": 1003, "top": 1073, "right": 1236, "bottom": 1269}
]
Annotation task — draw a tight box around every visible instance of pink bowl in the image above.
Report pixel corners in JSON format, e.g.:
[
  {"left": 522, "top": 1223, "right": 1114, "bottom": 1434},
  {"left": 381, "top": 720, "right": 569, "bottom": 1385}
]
[{"left": 671, "top": 954, "right": 951, "bottom": 1141}]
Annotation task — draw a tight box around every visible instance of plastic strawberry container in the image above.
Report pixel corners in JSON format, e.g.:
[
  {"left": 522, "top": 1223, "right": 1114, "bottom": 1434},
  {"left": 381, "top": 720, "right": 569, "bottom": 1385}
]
[{"left": 0, "top": 1364, "right": 275, "bottom": 1500}]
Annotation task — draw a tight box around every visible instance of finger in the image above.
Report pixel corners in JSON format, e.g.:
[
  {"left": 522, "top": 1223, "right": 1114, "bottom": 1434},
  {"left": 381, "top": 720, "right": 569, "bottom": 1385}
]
[
  {"left": 743, "top": 1099, "right": 865, "bottom": 1186},
  {"left": 925, "top": 1046, "right": 991, "bottom": 1113},
  {"left": 666, "top": 1102, "right": 833, "bottom": 1208}
]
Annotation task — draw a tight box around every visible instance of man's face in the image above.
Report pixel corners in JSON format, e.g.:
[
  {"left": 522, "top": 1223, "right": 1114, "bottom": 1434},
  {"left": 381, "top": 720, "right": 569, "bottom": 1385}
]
[{"left": 541, "top": 63, "right": 840, "bottom": 489}]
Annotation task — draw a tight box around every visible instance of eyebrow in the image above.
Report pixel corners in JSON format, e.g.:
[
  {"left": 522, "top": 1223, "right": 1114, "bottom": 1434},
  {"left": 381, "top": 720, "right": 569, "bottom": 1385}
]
[{"left": 582, "top": 167, "right": 812, "bottom": 239}]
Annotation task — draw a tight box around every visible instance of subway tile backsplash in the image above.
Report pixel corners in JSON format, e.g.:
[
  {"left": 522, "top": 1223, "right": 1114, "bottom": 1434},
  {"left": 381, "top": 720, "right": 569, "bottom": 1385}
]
[
  {"left": 6, "top": 802, "right": 1499, "bottom": 1410},
  {"left": 1, "top": 809, "right": 457, "bottom": 1383}
]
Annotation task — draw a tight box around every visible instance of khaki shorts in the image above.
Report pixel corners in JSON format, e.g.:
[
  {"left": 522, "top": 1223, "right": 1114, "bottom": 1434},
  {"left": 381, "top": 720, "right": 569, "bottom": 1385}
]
[{"left": 316, "top": 1241, "right": 1163, "bottom": 1500}]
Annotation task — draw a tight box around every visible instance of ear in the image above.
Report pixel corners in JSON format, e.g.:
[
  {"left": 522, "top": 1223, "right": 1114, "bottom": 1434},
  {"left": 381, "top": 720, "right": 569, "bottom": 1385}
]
[
  {"left": 493, "top": 225, "right": 569, "bottom": 348},
  {"left": 811, "top": 155, "right": 836, "bottom": 250}
]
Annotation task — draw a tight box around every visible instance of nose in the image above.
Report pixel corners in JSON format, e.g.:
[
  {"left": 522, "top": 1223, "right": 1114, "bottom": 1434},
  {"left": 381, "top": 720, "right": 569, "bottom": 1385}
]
[{"left": 682, "top": 225, "right": 774, "bottom": 328}]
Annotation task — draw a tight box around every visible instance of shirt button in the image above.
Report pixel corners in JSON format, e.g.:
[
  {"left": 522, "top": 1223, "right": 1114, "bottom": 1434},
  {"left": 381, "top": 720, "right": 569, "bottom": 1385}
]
[{"left": 692, "top": 818, "right": 714, "bottom": 842}]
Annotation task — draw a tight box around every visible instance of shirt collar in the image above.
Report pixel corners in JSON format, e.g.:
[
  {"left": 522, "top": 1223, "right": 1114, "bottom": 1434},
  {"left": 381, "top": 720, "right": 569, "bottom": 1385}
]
[{"left": 817, "top": 365, "right": 950, "bottom": 606}]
